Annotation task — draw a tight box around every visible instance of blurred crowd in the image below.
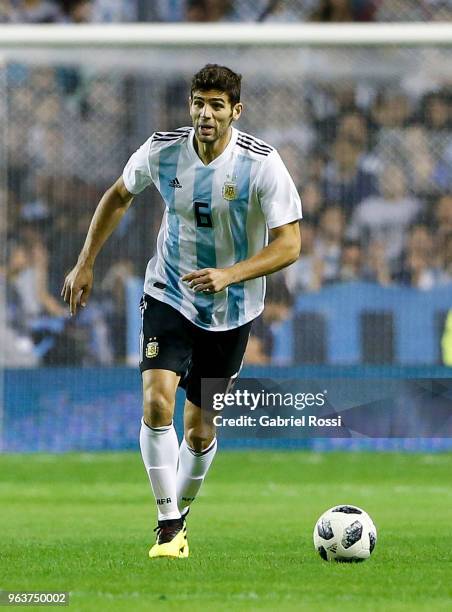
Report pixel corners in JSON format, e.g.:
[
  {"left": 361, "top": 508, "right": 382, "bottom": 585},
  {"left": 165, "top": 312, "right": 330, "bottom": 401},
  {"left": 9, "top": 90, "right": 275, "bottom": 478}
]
[
  {"left": 3, "top": 64, "right": 452, "bottom": 367},
  {"left": 2, "top": 0, "right": 452, "bottom": 23},
  {"left": 2, "top": 62, "right": 143, "bottom": 367},
  {"left": 0, "top": 0, "right": 137, "bottom": 22},
  {"left": 246, "top": 87, "right": 452, "bottom": 364},
  {"left": 2, "top": 2, "right": 452, "bottom": 367}
]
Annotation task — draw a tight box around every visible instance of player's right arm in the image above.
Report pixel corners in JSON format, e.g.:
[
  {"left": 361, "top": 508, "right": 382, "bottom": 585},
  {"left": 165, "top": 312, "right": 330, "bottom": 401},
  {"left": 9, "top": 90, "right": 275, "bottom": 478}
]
[{"left": 61, "top": 176, "right": 134, "bottom": 316}]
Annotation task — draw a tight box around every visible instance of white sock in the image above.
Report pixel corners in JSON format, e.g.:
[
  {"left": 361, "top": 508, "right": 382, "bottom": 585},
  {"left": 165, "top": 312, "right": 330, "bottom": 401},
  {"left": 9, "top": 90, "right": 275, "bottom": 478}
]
[
  {"left": 177, "top": 437, "right": 217, "bottom": 515},
  {"left": 139, "top": 418, "right": 181, "bottom": 521}
]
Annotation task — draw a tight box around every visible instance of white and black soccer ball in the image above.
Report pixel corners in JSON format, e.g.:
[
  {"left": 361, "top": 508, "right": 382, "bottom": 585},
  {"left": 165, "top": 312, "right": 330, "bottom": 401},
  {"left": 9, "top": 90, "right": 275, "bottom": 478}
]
[{"left": 313, "top": 504, "right": 377, "bottom": 562}]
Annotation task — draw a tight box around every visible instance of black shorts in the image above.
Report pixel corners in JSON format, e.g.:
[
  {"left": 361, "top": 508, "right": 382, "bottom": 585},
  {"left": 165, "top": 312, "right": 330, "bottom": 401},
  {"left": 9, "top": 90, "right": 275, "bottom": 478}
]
[{"left": 139, "top": 294, "right": 252, "bottom": 407}]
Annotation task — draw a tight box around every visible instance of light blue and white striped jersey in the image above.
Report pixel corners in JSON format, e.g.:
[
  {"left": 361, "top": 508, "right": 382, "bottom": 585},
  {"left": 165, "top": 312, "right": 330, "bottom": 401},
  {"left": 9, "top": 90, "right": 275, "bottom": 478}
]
[{"left": 122, "top": 126, "right": 302, "bottom": 331}]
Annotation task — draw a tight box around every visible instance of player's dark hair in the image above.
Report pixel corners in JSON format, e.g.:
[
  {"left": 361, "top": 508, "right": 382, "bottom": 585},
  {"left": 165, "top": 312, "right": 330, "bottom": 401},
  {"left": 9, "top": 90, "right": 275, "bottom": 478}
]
[{"left": 191, "top": 64, "right": 242, "bottom": 106}]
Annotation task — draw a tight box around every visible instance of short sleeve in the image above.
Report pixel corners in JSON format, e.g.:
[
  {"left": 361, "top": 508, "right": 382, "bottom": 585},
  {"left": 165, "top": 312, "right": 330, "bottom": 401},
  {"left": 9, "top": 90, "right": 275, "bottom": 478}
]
[
  {"left": 256, "top": 150, "right": 302, "bottom": 229},
  {"left": 122, "top": 137, "right": 153, "bottom": 195}
]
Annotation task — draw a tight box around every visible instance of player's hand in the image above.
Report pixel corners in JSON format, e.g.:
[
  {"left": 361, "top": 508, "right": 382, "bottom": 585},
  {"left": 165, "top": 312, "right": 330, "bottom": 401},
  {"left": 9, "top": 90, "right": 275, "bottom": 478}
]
[
  {"left": 61, "top": 264, "right": 94, "bottom": 316},
  {"left": 182, "top": 268, "right": 233, "bottom": 294}
]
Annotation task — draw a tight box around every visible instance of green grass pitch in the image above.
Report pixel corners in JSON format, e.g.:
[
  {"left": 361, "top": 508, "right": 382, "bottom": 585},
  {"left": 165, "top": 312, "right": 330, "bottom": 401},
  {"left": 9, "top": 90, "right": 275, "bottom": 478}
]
[{"left": 1, "top": 451, "right": 451, "bottom": 611}]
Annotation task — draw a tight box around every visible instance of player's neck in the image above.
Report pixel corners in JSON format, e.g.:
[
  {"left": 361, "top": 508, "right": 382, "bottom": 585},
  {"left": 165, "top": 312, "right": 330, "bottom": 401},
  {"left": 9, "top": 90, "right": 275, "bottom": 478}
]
[{"left": 193, "top": 127, "right": 232, "bottom": 166}]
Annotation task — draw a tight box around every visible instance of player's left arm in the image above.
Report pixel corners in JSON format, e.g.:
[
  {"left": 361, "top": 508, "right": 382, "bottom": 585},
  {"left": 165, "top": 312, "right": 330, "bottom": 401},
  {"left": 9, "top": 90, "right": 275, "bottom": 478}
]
[{"left": 183, "top": 221, "right": 300, "bottom": 293}]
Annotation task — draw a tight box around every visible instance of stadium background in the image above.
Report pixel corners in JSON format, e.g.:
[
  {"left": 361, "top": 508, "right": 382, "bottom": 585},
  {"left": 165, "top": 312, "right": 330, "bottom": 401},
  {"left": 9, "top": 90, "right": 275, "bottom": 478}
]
[{"left": 1, "top": 0, "right": 452, "bottom": 454}]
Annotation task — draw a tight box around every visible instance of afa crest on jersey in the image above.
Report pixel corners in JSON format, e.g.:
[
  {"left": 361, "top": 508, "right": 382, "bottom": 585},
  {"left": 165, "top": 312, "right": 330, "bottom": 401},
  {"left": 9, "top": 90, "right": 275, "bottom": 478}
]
[
  {"left": 222, "top": 181, "right": 237, "bottom": 201},
  {"left": 146, "top": 338, "right": 159, "bottom": 358}
]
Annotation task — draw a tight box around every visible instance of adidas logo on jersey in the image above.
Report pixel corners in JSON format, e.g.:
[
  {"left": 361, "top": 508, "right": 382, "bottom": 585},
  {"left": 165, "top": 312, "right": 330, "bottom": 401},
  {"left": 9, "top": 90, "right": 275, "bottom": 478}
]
[{"left": 168, "top": 177, "right": 182, "bottom": 189}]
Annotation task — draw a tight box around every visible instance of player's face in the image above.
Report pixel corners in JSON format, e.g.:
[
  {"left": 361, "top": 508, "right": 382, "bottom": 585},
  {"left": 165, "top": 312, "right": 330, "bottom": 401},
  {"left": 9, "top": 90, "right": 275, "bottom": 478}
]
[{"left": 189, "top": 90, "right": 242, "bottom": 144}]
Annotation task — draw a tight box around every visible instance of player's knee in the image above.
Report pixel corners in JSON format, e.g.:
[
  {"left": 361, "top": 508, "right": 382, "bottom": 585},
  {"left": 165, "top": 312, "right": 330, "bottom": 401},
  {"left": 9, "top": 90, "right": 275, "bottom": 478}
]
[
  {"left": 143, "top": 390, "right": 174, "bottom": 427},
  {"left": 185, "top": 427, "right": 215, "bottom": 453}
]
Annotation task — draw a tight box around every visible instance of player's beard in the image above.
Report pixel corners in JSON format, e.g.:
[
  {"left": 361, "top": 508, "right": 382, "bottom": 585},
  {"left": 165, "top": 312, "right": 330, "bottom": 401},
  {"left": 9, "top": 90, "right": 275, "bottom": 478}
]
[
  {"left": 197, "top": 125, "right": 217, "bottom": 142},
  {"left": 196, "top": 114, "right": 233, "bottom": 143}
]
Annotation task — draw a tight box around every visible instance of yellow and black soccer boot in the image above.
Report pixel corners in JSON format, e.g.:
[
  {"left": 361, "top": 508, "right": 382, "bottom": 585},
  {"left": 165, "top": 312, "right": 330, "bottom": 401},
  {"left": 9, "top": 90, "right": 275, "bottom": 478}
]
[
  {"left": 180, "top": 509, "right": 190, "bottom": 558},
  {"left": 149, "top": 518, "right": 188, "bottom": 559}
]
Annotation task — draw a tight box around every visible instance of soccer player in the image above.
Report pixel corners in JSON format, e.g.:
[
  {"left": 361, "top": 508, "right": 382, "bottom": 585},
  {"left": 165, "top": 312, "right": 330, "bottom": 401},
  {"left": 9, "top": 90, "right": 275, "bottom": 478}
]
[{"left": 62, "top": 64, "right": 302, "bottom": 559}]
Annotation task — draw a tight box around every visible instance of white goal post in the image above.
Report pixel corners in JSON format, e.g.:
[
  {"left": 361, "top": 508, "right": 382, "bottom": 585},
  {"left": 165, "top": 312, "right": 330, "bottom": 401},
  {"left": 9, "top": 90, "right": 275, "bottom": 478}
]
[{"left": 0, "top": 23, "right": 452, "bottom": 47}]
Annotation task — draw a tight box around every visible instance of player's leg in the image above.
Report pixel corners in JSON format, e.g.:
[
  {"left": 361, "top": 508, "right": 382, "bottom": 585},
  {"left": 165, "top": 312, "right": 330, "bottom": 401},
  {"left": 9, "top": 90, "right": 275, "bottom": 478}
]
[
  {"left": 141, "top": 369, "right": 190, "bottom": 559},
  {"left": 140, "top": 369, "right": 181, "bottom": 521},
  {"left": 138, "top": 294, "right": 192, "bottom": 558},
  {"left": 176, "top": 321, "right": 252, "bottom": 517},
  {"left": 176, "top": 398, "right": 217, "bottom": 518}
]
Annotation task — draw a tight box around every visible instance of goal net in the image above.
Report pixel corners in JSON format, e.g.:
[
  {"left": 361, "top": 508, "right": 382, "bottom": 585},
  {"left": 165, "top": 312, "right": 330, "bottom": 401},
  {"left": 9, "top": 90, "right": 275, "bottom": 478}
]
[{"left": 1, "top": 25, "right": 451, "bottom": 450}]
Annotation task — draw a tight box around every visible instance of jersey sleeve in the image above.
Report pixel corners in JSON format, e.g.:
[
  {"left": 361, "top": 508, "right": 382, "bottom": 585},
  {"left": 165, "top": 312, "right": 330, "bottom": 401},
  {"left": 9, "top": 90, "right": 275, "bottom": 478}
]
[
  {"left": 122, "top": 136, "right": 154, "bottom": 195},
  {"left": 255, "top": 150, "right": 302, "bottom": 229}
]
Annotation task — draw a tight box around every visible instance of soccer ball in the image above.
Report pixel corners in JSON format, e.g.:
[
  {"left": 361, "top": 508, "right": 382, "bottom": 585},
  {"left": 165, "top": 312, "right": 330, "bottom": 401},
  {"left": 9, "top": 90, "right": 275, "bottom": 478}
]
[{"left": 313, "top": 504, "right": 377, "bottom": 562}]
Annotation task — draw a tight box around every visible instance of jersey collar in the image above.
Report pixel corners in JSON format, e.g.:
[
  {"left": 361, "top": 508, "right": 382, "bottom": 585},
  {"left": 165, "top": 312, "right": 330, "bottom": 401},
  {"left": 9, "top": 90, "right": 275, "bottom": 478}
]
[{"left": 188, "top": 126, "right": 238, "bottom": 168}]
